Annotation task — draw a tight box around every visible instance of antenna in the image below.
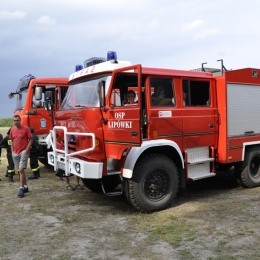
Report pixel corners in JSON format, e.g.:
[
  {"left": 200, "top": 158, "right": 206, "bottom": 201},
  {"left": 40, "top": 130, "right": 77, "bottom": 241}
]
[
  {"left": 201, "top": 62, "right": 207, "bottom": 72},
  {"left": 217, "top": 59, "right": 227, "bottom": 75}
]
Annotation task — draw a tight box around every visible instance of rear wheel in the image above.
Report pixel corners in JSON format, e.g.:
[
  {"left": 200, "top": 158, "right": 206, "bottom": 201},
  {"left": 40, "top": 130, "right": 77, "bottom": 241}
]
[
  {"left": 128, "top": 154, "right": 179, "bottom": 213},
  {"left": 235, "top": 147, "right": 260, "bottom": 187}
]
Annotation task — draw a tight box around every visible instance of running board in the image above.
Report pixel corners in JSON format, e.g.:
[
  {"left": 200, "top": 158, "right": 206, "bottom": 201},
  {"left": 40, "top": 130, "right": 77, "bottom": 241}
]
[
  {"left": 188, "top": 162, "right": 216, "bottom": 180},
  {"left": 100, "top": 175, "right": 124, "bottom": 197}
]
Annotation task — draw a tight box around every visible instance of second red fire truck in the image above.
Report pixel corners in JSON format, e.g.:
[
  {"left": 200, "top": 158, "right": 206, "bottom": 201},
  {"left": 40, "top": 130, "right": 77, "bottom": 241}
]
[
  {"left": 9, "top": 75, "right": 68, "bottom": 165},
  {"left": 47, "top": 51, "right": 260, "bottom": 212}
]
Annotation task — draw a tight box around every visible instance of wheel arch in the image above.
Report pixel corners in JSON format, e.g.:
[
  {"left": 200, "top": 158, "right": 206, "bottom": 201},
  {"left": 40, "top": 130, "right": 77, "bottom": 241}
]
[
  {"left": 242, "top": 142, "right": 260, "bottom": 161},
  {"left": 122, "top": 139, "right": 184, "bottom": 179}
]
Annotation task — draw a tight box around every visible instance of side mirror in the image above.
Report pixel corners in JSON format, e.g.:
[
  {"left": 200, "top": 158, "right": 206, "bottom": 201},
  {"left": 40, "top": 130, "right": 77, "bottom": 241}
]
[
  {"left": 35, "top": 86, "right": 42, "bottom": 100},
  {"left": 35, "top": 100, "right": 42, "bottom": 108},
  {"left": 98, "top": 81, "right": 105, "bottom": 107},
  {"left": 8, "top": 92, "right": 14, "bottom": 99}
]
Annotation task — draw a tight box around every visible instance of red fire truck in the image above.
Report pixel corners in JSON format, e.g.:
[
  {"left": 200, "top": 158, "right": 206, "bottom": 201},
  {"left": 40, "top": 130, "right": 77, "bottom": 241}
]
[
  {"left": 47, "top": 51, "right": 260, "bottom": 212},
  {"left": 9, "top": 75, "right": 68, "bottom": 165}
]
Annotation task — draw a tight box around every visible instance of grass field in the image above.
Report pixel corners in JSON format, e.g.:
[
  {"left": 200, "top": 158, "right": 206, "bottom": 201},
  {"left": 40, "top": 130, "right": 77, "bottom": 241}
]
[{"left": 1, "top": 127, "right": 260, "bottom": 259}]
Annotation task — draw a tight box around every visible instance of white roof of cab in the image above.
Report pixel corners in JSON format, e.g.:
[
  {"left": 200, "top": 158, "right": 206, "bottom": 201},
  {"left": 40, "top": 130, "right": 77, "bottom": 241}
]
[{"left": 69, "top": 60, "right": 132, "bottom": 81}]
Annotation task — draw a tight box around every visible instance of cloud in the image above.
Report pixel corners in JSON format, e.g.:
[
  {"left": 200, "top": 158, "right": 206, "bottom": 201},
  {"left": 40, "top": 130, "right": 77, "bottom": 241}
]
[
  {"left": 183, "top": 19, "right": 204, "bottom": 30},
  {"left": 193, "top": 29, "right": 218, "bottom": 40},
  {"left": 36, "top": 15, "right": 56, "bottom": 25},
  {"left": 0, "top": 10, "right": 26, "bottom": 20}
]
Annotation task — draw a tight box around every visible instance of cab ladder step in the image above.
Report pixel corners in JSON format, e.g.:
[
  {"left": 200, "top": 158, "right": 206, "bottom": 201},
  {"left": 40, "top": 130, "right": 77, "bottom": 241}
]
[{"left": 100, "top": 175, "right": 124, "bottom": 197}]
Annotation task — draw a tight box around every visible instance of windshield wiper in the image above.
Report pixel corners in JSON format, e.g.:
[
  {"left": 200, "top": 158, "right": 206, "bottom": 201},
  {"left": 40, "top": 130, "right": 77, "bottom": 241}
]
[
  {"left": 66, "top": 104, "right": 75, "bottom": 110},
  {"left": 74, "top": 105, "right": 87, "bottom": 108}
]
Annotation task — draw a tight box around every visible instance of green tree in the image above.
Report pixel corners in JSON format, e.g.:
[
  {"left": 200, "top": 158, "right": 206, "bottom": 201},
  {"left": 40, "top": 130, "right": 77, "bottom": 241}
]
[{"left": 0, "top": 118, "right": 13, "bottom": 127}]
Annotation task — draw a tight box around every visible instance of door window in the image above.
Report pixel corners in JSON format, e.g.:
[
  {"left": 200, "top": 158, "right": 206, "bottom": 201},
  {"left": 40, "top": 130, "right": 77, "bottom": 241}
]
[
  {"left": 150, "top": 78, "right": 175, "bottom": 107},
  {"left": 182, "top": 80, "right": 210, "bottom": 107}
]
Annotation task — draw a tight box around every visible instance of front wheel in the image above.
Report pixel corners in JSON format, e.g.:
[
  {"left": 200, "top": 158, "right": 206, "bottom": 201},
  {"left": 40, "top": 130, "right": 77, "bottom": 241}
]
[
  {"left": 128, "top": 154, "right": 179, "bottom": 213},
  {"left": 38, "top": 146, "right": 52, "bottom": 166},
  {"left": 235, "top": 147, "right": 260, "bottom": 188},
  {"left": 82, "top": 175, "right": 120, "bottom": 193}
]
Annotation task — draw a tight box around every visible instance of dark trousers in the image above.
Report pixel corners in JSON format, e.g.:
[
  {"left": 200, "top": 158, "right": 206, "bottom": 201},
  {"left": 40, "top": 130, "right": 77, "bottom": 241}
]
[
  {"left": 7, "top": 152, "right": 15, "bottom": 174},
  {"left": 30, "top": 152, "right": 39, "bottom": 172}
]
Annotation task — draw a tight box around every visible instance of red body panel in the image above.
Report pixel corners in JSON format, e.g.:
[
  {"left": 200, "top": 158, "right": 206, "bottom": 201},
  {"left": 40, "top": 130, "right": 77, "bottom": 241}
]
[{"left": 14, "top": 77, "right": 68, "bottom": 136}]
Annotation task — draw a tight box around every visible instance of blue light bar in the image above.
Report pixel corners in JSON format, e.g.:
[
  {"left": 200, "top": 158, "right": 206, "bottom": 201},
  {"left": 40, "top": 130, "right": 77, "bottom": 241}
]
[
  {"left": 84, "top": 57, "right": 106, "bottom": 68},
  {"left": 107, "top": 51, "right": 117, "bottom": 61},
  {"left": 75, "top": 65, "right": 83, "bottom": 72}
]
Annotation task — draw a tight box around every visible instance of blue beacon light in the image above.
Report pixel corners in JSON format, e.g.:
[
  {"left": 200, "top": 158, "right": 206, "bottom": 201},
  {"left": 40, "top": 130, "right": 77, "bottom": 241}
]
[
  {"left": 75, "top": 65, "right": 83, "bottom": 72},
  {"left": 107, "top": 51, "right": 117, "bottom": 61}
]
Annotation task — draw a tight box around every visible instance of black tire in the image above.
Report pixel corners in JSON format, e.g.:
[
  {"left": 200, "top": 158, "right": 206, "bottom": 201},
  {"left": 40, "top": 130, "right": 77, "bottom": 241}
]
[
  {"left": 124, "top": 178, "right": 131, "bottom": 204},
  {"left": 235, "top": 147, "right": 260, "bottom": 188},
  {"left": 81, "top": 175, "right": 120, "bottom": 193},
  {"left": 38, "top": 157, "right": 48, "bottom": 165},
  {"left": 81, "top": 179, "right": 102, "bottom": 192},
  {"left": 128, "top": 154, "right": 179, "bottom": 213},
  {"left": 38, "top": 146, "right": 52, "bottom": 166}
]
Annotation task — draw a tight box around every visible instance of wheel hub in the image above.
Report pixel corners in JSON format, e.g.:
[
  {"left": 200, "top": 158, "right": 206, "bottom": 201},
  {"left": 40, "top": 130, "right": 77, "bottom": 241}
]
[{"left": 144, "top": 170, "right": 169, "bottom": 200}]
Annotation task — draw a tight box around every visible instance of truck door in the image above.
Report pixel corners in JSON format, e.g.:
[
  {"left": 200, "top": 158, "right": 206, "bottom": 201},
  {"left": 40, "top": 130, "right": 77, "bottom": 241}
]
[
  {"left": 182, "top": 79, "right": 218, "bottom": 149},
  {"left": 102, "top": 65, "right": 142, "bottom": 159},
  {"left": 146, "top": 77, "right": 183, "bottom": 148}
]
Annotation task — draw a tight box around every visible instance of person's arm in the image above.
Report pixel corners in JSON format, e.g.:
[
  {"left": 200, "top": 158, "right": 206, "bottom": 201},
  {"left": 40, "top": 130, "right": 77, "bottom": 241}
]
[{"left": 26, "top": 138, "right": 33, "bottom": 153}]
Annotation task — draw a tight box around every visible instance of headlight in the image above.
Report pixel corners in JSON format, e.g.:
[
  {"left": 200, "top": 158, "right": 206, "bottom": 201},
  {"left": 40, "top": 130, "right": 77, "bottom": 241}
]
[
  {"left": 50, "top": 155, "right": 54, "bottom": 163},
  {"left": 75, "top": 163, "right": 81, "bottom": 173}
]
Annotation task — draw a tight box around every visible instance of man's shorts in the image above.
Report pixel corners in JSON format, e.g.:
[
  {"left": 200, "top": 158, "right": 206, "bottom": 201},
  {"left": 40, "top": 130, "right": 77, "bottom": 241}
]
[{"left": 12, "top": 150, "right": 29, "bottom": 169}]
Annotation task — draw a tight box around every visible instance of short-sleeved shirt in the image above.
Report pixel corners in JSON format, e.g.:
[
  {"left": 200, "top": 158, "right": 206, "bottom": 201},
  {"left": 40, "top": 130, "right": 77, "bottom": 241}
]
[{"left": 10, "top": 125, "right": 32, "bottom": 154}]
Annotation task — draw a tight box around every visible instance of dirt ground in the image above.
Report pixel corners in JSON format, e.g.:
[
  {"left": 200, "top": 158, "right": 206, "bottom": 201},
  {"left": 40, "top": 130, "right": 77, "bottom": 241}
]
[{"left": 1, "top": 129, "right": 260, "bottom": 259}]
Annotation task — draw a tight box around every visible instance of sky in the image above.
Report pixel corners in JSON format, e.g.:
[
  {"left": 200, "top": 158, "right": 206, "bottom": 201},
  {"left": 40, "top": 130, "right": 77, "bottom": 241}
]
[{"left": 1, "top": 0, "right": 260, "bottom": 118}]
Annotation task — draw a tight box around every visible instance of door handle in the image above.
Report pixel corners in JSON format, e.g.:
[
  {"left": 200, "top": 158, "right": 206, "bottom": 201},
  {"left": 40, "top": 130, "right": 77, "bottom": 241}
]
[
  {"left": 131, "top": 131, "right": 138, "bottom": 136},
  {"left": 209, "top": 124, "right": 214, "bottom": 128}
]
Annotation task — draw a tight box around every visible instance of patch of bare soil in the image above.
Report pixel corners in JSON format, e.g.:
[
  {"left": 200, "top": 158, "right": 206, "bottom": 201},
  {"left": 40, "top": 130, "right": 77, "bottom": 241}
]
[{"left": 1, "top": 148, "right": 260, "bottom": 259}]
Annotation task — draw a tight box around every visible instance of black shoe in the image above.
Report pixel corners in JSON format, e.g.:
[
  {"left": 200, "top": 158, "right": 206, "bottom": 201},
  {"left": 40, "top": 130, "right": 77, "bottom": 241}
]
[
  {"left": 24, "top": 186, "right": 29, "bottom": 193},
  {"left": 28, "top": 174, "right": 38, "bottom": 179}
]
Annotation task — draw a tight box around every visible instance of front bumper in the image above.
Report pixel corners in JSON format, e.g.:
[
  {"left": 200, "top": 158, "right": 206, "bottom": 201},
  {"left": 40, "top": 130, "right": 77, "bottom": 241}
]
[{"left": 48, "top": 151, "right": 103, "bottom": 179}]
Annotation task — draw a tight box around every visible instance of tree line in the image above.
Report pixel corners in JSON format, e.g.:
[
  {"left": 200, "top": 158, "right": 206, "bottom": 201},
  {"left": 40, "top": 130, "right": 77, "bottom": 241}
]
[{"left": 0, "top": 118, "right": 13, "bottom": 127}]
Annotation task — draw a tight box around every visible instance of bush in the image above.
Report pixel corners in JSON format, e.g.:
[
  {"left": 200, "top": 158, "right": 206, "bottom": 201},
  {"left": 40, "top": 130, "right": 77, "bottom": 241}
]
[{"left": 0, "top": 118, "right": 13, "bottom": 127}]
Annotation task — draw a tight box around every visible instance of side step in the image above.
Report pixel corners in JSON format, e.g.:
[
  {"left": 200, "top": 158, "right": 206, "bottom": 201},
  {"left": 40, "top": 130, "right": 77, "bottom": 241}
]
[
  {"left": 186, "top": 147, "right": 216, "bottom": 181},
  {"left": 100, "top": 175, "right": 124, "bottom": 197}
]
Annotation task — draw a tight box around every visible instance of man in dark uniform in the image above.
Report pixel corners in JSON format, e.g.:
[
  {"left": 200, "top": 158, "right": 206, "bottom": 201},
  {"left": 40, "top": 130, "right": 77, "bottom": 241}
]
[
  {"left": 0, "top": 128, "right": 15, "bottom": 182},
  {"left": 28, "top": 127, "right": 42, "bottom": 179}
]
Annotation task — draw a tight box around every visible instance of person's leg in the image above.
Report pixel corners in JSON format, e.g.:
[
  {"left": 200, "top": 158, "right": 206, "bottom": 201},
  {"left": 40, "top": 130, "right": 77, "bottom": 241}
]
[
  {"left": 12, "top": 152, "right": 25, "bottom": 197},
  {"left": 75, "top": 176, "right": 80, "bottom": 186},
  {"left": 75, "top": 176, "right": 84, "bottom": 190},
  {"left": 64, "top": 176, "right": 75, "bottom": 190},
  {"left": 64, "top": 176, "right": 69, "bottom": 186},
  {"left": 19, "top": 168, "right": 26, "bottom": 187},
  {"left": 7, "top": 153, "right": 15, "bottom": 181},
  {"left": 28, "top": 153, "right": 39, "bottom": 179},
  {"left": 19, "top": 150, "right": 29, "bottom": 187}
]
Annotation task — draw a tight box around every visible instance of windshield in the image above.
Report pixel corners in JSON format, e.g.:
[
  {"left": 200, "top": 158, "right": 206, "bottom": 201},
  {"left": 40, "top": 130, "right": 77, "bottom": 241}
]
[
  {"left": 14, "top": 87, "right": 28, "bottom": 110},
  {"left": 61, "top": 75, "right": 111, "bottom": 110}
]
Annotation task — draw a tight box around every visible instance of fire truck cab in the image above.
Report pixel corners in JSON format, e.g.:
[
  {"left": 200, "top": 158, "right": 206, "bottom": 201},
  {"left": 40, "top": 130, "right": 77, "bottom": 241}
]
[
  {"left": 47, "top": 52, "right": 260, "bottom": 212},
  {"left": 9, "top": 75, "right": 68, "bottom": 165}
]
